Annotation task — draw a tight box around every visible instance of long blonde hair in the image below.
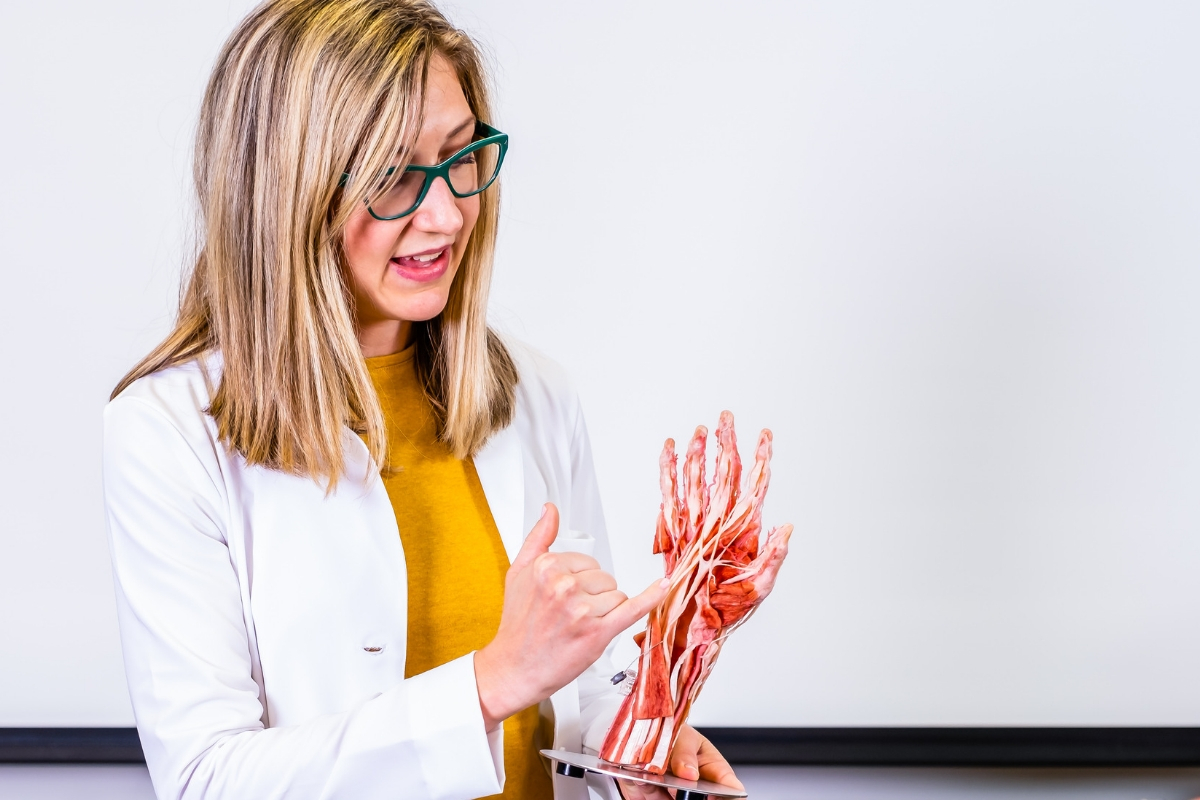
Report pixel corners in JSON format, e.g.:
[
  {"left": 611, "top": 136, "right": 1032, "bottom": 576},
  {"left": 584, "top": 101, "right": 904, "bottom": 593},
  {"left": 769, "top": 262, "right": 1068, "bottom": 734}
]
[{"left": 112, "top": 0, "right": 517, "bottom": 486}]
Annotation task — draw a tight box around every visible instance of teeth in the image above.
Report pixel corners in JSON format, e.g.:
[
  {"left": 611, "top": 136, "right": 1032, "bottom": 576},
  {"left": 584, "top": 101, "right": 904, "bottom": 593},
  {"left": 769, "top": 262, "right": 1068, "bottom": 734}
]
[{"left": 411, "top": 250, "right": 442, "bottom": 263}]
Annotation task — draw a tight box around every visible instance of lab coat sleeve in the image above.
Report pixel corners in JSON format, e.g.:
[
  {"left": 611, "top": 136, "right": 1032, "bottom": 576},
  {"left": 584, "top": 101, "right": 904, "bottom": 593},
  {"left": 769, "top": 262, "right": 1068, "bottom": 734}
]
[{"left": 103, "top": 395, "right": 504, "bottom": 800}]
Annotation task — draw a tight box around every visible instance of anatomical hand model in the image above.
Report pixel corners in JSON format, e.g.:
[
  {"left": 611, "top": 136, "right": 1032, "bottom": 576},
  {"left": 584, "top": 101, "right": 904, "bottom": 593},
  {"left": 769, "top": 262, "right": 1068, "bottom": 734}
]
[{"left": 601, "top": 412, "right": 793, "bottom": 773}]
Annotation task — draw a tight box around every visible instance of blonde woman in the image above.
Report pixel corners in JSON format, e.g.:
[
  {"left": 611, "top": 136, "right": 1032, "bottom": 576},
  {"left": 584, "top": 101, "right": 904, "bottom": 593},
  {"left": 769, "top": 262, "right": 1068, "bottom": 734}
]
[{"left": 103, "top": 1, "right": 744, "bottom": 799}]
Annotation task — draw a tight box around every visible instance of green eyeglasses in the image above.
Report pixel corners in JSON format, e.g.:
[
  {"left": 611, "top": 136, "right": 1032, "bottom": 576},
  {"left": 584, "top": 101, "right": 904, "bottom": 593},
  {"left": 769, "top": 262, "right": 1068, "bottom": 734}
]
[{"left": 342, "top": 121, "right": 508, "bottom": 221}]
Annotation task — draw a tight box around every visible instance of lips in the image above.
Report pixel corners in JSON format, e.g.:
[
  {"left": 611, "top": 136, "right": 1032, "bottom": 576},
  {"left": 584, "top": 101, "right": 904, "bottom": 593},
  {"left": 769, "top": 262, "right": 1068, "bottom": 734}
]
[{"left": 389, "top": 247, "right": 450, "bottom": 283}]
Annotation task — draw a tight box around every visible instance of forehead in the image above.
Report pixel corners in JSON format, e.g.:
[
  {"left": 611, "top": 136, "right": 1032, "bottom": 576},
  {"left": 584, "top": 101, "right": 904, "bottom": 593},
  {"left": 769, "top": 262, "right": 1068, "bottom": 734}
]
[{"left": 421, "top": 53, "right": 472, "bottom": 123}]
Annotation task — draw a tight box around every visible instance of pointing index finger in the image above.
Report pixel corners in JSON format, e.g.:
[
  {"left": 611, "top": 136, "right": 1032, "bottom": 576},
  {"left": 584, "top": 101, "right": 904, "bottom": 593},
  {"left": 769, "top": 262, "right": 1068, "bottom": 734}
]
[{"left": 601, "top": 577, "right": 669, "bottom": 634}]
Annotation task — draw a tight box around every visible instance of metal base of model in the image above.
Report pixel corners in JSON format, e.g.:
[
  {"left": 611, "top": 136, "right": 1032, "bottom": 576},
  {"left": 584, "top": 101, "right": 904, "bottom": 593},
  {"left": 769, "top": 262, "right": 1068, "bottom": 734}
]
[{"left": 540, "top": 750, "right": 747, "bottom": 800}]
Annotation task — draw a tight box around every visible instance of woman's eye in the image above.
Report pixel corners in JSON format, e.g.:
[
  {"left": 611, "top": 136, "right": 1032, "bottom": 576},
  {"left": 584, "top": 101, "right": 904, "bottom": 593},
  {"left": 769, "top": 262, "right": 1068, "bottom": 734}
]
[
  {"left": 372, "top": 171, "right": 421, "bottom": 201},
  {"left": 454, "top": 153, "right": 478, "bottom": 166},
  {"left": 372, "top": 170, "right": 398, "bottom": 192}
]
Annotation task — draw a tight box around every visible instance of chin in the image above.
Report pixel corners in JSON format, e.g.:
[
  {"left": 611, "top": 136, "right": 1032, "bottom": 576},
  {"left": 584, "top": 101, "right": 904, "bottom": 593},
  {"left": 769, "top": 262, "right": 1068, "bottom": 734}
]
[{"left": 390, "top": 291, "right": 452, "bottom": 323}]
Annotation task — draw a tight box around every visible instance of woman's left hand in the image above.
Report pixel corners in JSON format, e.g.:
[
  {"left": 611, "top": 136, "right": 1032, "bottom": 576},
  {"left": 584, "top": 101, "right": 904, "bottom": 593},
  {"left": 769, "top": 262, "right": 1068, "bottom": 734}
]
[{"left": 614, "top": 724, "right": 746, "bottom": 799}]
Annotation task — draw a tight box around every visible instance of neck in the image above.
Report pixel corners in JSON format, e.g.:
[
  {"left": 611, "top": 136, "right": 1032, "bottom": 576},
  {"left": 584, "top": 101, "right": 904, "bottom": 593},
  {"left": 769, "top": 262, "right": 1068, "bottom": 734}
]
[{"left": 357, "top": 318, "right": 414, "bottom": 357}]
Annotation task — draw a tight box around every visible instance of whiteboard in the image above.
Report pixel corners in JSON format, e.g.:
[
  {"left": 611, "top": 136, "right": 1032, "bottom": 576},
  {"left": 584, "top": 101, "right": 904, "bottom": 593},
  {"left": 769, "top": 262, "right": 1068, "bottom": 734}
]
[{"left": 1, "top": 0, "right": 1198, "bottom": 727}]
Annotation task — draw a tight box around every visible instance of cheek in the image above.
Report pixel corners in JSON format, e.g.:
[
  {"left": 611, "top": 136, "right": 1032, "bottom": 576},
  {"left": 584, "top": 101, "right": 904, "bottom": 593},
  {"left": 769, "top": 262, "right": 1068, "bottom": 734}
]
[
  {"left": 461, "top": 195, "right": 481, "bottom": 232},
  {"left": 452, "top": 197, "right": 482, "bottom": 265},
  {"left": 344, "top": 207, "right": 405, "bottom": 288}
]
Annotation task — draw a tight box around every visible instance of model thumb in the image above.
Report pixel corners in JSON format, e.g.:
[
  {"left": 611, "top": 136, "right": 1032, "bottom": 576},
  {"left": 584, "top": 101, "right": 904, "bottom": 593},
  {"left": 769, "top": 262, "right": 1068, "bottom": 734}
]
[{"left": 512, "top": 502, "right": 559, "bottom": 569}]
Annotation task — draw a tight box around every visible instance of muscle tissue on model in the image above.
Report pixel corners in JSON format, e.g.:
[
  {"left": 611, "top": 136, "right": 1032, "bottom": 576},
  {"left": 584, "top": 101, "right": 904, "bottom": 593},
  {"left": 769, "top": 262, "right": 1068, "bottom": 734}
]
[{"left": 601, "top": 412, "right": 793, "bottom": 773}]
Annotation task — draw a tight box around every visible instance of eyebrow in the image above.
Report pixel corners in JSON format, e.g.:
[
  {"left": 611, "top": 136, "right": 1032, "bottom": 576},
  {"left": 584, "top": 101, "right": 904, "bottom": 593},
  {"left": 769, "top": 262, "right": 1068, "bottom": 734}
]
[
  {"left": 445, "top": 117, "right": 476, "bottom": 142},
  {"left": 390, "top": 117, "right": 476, "bottom": 166}
]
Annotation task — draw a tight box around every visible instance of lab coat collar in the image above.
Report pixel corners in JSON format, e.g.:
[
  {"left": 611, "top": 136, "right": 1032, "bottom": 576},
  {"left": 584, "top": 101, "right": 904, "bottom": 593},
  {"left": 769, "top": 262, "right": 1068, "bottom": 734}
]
[{"left": 472, "top": 419, "right": 526, "bottom": 565}]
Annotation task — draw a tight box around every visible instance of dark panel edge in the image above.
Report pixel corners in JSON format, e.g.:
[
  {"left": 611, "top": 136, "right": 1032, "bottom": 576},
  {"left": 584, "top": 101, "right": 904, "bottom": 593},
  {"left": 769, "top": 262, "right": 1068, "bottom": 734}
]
[
  {"left": 5, "top": 727, "right": 1200, "bottom": 766},
  {"left": 696, "top": 727, "right": 1200, "bottom": 767},
  {"left": 0, "top": 728, "right": 144, "bottom": 764}
]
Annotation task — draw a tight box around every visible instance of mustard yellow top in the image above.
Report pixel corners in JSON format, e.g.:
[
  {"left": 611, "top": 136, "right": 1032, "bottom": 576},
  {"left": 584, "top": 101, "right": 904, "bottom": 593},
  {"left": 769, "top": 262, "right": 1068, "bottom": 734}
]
[{"left": 364, "top": 346, "right": 552, "bottom": 800}]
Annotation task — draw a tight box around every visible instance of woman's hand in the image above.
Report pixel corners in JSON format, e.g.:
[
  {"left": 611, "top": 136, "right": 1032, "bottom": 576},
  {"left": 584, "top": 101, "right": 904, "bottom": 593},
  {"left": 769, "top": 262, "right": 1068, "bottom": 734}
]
[
  {"left": 474, "top": 503, "right": 667, "bottom": 730},
  {"left": 615, "top": 725, "right": 745, "bottom": 799}
]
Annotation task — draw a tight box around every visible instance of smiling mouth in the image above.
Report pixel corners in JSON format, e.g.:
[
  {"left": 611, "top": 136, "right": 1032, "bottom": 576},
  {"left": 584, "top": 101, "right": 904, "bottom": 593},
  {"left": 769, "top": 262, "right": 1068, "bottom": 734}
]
[
  {"left": 389, "top": 248, "right": 450, "bottom": 283},
  {"left": 391, "top": 248, "right": 446, "bottom": 267}
]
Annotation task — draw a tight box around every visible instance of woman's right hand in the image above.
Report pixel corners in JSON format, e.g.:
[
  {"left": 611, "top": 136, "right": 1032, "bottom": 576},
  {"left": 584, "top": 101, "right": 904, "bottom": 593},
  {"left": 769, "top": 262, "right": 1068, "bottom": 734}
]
[{"left": 474, "top": 503, "right": 667, "bottom": 730}]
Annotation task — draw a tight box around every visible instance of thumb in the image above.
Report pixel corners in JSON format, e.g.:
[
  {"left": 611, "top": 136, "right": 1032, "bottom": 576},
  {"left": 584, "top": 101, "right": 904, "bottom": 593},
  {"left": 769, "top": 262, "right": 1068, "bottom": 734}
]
[
  {"left": 603, "top": 577, "right": 669, "bottom": 635},
  {"left": 510, "top": 503, "right": 559, "bottom": 570},
  {"left": 669, "top": 727, "right": 701, "bottom": 781}
]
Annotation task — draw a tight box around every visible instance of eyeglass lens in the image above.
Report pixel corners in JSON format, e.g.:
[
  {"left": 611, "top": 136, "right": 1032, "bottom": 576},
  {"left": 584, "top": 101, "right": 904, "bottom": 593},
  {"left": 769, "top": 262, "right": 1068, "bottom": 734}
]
[{"left": 369, "top": 140, "right": 501, "bottom": 219}]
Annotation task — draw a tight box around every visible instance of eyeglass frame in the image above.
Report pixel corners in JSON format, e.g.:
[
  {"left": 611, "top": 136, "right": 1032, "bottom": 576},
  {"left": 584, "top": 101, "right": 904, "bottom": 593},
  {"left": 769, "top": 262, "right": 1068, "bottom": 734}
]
[{"left": 340, "top": 121, "right": 508, "bottom": 221}]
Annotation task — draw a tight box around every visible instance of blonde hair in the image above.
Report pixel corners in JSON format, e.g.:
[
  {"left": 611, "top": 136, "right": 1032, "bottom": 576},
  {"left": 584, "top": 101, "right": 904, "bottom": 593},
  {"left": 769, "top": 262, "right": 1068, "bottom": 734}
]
[{"left": 112, "top": 0, "right": 517, "bottom": 486}]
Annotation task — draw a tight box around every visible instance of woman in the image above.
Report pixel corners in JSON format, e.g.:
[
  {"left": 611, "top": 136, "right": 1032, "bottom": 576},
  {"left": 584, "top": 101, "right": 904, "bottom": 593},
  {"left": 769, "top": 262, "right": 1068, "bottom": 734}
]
[{"left": 103, "top": 1, "right": 744, "bottom": 799}]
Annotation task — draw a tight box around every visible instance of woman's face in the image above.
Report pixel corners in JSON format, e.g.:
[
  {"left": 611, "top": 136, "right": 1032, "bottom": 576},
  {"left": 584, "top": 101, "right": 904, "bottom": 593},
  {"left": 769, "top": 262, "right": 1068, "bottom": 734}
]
[{"left": 343, "top": 54, "right": 481, "bottom": 356}]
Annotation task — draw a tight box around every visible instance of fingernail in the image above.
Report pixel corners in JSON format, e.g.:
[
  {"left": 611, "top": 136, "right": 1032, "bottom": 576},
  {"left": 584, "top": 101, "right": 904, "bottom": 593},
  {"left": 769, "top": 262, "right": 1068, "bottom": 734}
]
[{"left": 540, "top": 504, "right": 548, "bottom": 519}]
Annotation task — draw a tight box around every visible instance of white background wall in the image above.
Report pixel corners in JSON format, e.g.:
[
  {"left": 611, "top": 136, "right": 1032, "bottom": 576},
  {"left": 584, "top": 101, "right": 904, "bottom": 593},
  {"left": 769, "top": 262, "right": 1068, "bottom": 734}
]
[{"left": 1, "top": 0, "right": 1198, "bottom": 728}]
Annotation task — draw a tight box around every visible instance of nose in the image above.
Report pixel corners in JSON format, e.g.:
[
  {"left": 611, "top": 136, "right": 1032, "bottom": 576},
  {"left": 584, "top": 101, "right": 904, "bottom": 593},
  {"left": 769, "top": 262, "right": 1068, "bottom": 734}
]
[{"left": 411, "top": 175, "right": 463, "bottom": 234}]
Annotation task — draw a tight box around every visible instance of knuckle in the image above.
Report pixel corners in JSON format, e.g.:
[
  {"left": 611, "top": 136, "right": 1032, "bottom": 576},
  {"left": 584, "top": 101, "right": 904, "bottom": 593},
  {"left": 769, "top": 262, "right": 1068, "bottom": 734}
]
[
  {"left": 568, "top": 602, "right": 590, "bottom": 624},
  {"left": 551, "top": 574, "right": 577, "bottom": 600},
  {"left": 532, "top": 553, "right": 559, "bottom": 579}
]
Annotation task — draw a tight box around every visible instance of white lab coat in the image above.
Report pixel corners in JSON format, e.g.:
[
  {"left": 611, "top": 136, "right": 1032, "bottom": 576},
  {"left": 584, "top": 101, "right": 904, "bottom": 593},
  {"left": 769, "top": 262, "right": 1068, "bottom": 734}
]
[{"left": 102, "top": 340, "right": 625, "bottom": 800}]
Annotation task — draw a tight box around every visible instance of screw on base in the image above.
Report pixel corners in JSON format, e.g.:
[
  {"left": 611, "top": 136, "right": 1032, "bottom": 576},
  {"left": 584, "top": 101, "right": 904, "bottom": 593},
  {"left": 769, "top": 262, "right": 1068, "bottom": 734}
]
[{"left": 555, "top": 760, "right": 587, "bottom": 779}]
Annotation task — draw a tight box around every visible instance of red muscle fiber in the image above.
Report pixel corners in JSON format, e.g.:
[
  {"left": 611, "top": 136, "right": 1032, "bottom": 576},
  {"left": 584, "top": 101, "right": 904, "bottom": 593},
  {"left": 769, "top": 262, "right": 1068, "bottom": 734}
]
[{"left": 600, "top": 411, "right": 793, "bottom": 773}]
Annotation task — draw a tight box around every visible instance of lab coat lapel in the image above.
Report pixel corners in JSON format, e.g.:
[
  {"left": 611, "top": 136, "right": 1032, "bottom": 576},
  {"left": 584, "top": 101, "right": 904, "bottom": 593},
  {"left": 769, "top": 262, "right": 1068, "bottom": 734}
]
[{"left": 473, "top": 420, "right": 526, "bottom": 564}]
